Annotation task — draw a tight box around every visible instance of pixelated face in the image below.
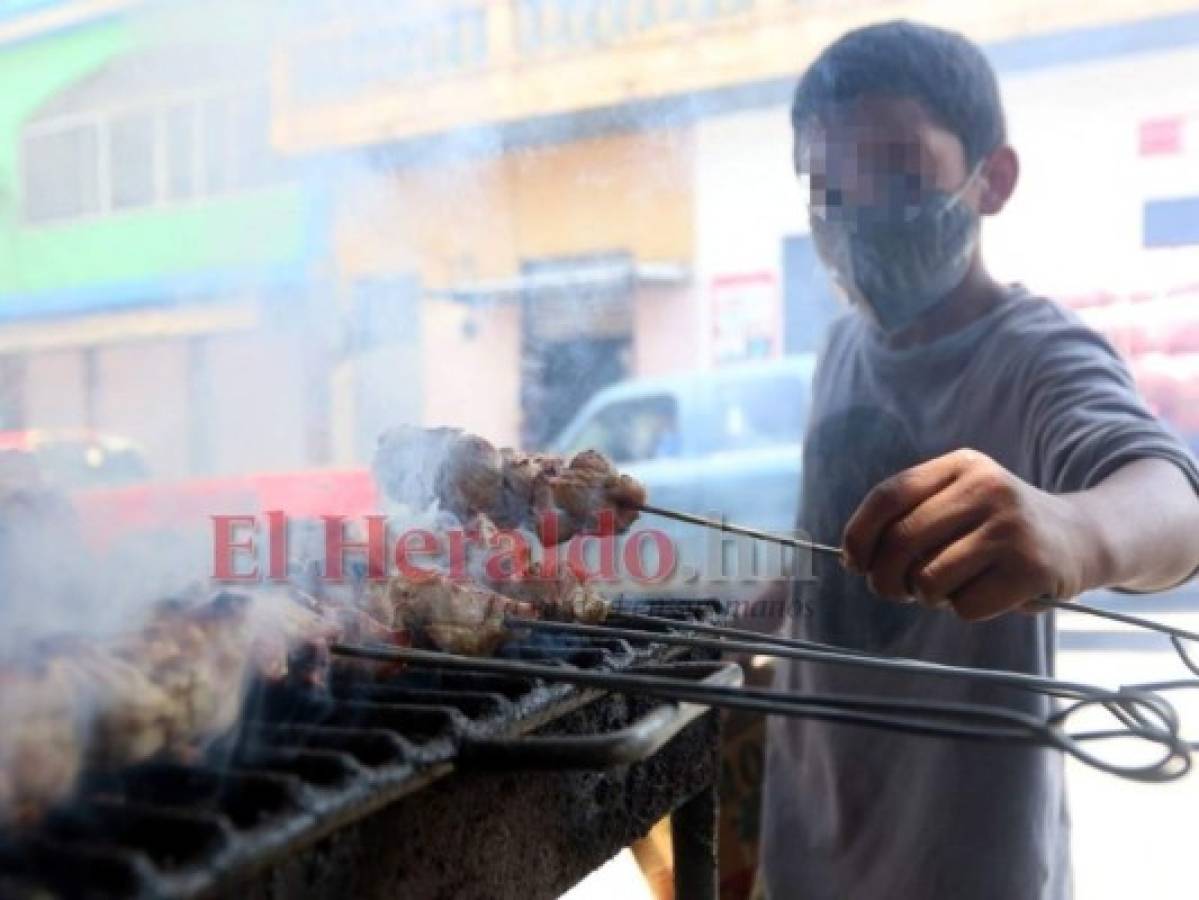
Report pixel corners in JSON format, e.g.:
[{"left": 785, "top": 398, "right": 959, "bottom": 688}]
[{"left": 794, "top": 95, "right": 975, "bottom": 225}]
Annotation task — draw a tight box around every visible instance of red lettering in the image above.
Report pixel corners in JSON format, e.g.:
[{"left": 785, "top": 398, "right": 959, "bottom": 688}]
[
  {"left": 447, "top": 529, "right": 469, "bottom": 581},
  {"left": 395, "top": 529, "right": 441, "bottom": 581},
  {"left": 537, "top": 510, "right": 559, "bottom": 578},
  {"left": 324, "top": 515, "right": 388, "bottom": 581},
  {"left": 485, "top": 529, "right": 531, "bottom": 584},
  {"left": 566, "top": 508, "right": 618, "bottom": 582},
  {"left": 212, "top": 515, "right": 259, "bottom": 582},
  {"left": 266, "top": 510, "right": 288, "bottom": 581},
  {"left": 623, "top": 528, "right": 677, "bottom": 584}
]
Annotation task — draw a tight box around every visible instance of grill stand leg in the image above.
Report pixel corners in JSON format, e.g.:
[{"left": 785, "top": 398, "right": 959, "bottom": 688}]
[{"left": 671, "top": 782, "right": 718, "bottom": 900}]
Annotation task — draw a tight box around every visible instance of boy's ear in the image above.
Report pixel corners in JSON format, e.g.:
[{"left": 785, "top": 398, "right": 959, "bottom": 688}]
[{"left": 978, "top": 145, "right": 1019, "bottom": 215}]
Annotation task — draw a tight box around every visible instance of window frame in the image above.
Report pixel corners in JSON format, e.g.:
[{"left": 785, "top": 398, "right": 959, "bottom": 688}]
[
  {"left": 559, "top": 392, "right": 683, "bottom": 464},
  {"left": 18, "top": 82, "right": 284, "bottom": 228}
]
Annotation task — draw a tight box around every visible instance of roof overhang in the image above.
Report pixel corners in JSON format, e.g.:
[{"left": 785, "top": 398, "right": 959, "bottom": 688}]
[{"left": 430, "top": 259, "right": 689, "bottom": 304}]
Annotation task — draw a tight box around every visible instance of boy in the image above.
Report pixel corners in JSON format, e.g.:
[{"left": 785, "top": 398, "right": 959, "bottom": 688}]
[{"left": 761, "top": 21, "right": 1199, "bottom": 900}]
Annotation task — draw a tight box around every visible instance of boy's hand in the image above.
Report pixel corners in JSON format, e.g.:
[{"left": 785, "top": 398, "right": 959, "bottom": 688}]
[{"left": 840, "top": 448, "right": 1104, "bottom": 621}]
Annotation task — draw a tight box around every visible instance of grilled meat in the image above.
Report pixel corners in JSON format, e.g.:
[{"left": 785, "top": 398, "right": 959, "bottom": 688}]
[
  {"left": 0, "top": 658, "right": 83, "bottom": 827},
  {"left": 440, "top": 434, "right": 504, "bottom": 524},
  {"left": 373, "top": 427, "right": 646, "bottom": 543},
  {"left": 542, "top": 449, "right": 645, "bottom": 538},
  {"left": 0, "top": 588, "right": 405, "bottom": 825},
  {"left": 370, "top": 563, "right": 609, "bottom": 658},
  {"left": 378, "top": 573, "right": 536, "bottom": 657},
  {"left": 499, "top": 562, "right": 609, "bottom": 624},
  {"left": 58, "top": 640, "right": 179, "bottom": 769},
  {"left": 498, "top": 449, "right": 564, "bottom": 532}
]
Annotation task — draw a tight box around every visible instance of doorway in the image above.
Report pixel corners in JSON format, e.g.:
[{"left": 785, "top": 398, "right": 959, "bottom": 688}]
[{"left": 518, "top": 253, "right": 634, "bottom": 448}]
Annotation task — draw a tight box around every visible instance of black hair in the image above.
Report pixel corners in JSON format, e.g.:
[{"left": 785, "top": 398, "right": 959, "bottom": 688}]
[{"left": 790, "top": 20, "right": 1006, "bottom": 167}]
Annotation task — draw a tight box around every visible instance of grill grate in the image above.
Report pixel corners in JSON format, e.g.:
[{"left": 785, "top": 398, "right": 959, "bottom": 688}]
[{"left": 0, "top": 601, "right": 719, "bottom": 899}]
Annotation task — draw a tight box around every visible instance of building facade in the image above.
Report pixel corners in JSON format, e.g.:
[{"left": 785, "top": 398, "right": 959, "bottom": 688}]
[
  {"left": 3, "top": 0, "right": 1197, "bottom": 480},
  {"left": 275, "top": 0, "right": 1199, "bottom": 456},
  {"left": 0, "top": 0, "right": 334, "bottom": 479}
]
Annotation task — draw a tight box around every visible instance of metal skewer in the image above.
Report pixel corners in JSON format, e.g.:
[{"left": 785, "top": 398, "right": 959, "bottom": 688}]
[
  {"left": 1034, "top": 597, "right": 1199, "bottom": 677},
  {"left": 633, "top": 502, "right": 843, "bottom": 557},
  {"left": 329, "top": 641, "right": 1190, "bottom": 782},
  {"left": 627, "top": 503, "right": 1199, "bottom": 672},
  {"left": 510, "top": 615, "right": 1180, "bottom": 726}
]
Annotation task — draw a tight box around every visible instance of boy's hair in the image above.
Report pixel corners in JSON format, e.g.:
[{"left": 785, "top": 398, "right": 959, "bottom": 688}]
[{"left": 791, "top": 20, "right": 1006, "bottom": 167}]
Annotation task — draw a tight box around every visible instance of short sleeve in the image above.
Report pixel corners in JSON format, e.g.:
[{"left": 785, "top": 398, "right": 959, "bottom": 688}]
[{"left": 1021, "top": 318, "right": 1199, "bottom": 499}]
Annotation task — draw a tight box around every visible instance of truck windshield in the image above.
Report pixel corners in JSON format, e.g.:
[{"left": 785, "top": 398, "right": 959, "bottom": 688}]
[
  {"left": 562, "top": 394, "right": 680, "bottom": 463},
  {"left": 708, "top": 375, "right": 808, "bottom": 452}
]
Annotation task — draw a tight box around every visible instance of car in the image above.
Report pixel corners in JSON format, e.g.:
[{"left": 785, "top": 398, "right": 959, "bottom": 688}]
[
  {"left": 549, "top": 355, "right": 816, "bottom": 596},
  {"left": 0, "top": 429, "right": 150, "bottom": 491}
]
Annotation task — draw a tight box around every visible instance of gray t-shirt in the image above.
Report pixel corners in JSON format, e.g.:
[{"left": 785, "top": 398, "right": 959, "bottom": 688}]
[{"left": 760, "top": 287, "right": 1199, "bottom": 900}]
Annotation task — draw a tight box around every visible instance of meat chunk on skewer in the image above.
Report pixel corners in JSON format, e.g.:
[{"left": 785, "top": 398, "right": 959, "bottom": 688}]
[
  {"left": 0, "top": 659, "right": 83, "bottom": 827},
  {"left": 498, "top": 449, "right": 565, "bottom": 533},
  {"left": 58, "top": 641, "right": 180, "bottom": 769},
  {"left": 370, "top": 564, "right": 610, "bottom": 657},
  {"left": 543, "top": 449, "right": 646, "bottom": 538},
  {"left": 373, "top": 427, "right": 646, "bottom": 544},
  {"left": 499, "top": 562, "right": 609, "bottom": 625},
  {"left": 440, "top": 434, "right": 505, "bottom": 524},
  {"left": 377, "top": 573, "right": 537, "bottom": 657},
  {"left": 38, "top": 593, "right": 282, "bottom": 770},
  {"left": 0, "top": 587, "right": 407, "bottom": 826}
]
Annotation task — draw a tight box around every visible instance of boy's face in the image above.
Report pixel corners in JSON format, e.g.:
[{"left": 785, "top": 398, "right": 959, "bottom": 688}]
[
  {"left": 795, "top": 95, "right": 981, "bottom": 223},
  {"left": 792, "top": 94, "right": 1017, "bottom": 334}
]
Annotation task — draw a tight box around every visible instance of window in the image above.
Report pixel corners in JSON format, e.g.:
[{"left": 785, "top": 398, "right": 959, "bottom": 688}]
[
  {"left": 21, "top": 87, "right": 284, "bottom": 224},
  {"left": 1144, "top": 196, "right": 1199, "bottom": 247},
  {"left": 515, "top": 0, "right": 752, "bottom": 54},
  {"left": 230, "top": 92, "right": 274, "bottom": 189},
  {"left": 201, "top": 95, "right": 233, "bottom": 195},
  {"left": 164, "top": 103, "right": 198, "bottom": 201},
  {"left": 565, "top": 395, "right": 680, "bottom": 463},
  {"left": 109, "top": 111, "right": 157, "bottom": 209},
  {"left": 33, "top": 439, "right": 149, "bottom": 490},
  {"left": 23, "top": 124, "right": 101, "bottom": 222},
  {"left": 0, "top": 356, "right": 25, "bottom": 430},
  {"left": 709, "top": 375, "right": 809, "bottom": 452},
  {"left": 293, "top": 7, "right": 490, "bottom": 103}
]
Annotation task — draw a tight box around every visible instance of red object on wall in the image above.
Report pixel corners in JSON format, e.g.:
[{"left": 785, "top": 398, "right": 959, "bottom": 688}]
[
  {"left": 73, "top": 467, "right": 380, "bottom": 553},
  {"left": 711, "top": 271, "right": 781, "bottom": 364},
  {"left": 1139, "top": 116, "right": 1183, "bottom": 156}
]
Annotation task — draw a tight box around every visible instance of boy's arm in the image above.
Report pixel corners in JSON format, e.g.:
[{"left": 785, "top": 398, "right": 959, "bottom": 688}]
[
  {"left": 1068, "top": 456, "right": 1199, "bottom": 592},
  {"left": 840, "top": 449, "right": 1199, "bottom": 621}
]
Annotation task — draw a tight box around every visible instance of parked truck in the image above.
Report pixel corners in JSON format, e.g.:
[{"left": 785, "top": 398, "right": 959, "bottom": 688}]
[{"left": 550, "top": 356, "right": 816, "bottom": 596}]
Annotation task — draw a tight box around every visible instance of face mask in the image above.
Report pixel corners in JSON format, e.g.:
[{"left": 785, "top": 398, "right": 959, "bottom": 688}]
[{"left": 811, "top": 166, "right": 984, "bottom": 333}]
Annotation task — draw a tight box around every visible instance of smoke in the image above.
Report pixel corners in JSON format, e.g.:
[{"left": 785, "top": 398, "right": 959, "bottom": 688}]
[{"left": 0, "top": 0, "right": 704, "bottom": 639}]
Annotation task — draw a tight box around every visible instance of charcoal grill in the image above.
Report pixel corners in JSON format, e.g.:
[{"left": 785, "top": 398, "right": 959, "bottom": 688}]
[{"left": 0, "top": 600, "right": 729, "bottom": 900}]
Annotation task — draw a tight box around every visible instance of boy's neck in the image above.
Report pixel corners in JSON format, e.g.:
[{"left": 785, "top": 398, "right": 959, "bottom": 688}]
[{"left": 879, "top": 261, "right": 1007, "bottom": 350}]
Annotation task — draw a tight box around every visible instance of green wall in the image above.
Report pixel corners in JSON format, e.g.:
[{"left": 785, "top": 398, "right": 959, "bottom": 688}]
[
  {"left": 0, "top": 12, "right": 309, "bottom": 311},
  {"left": 7, "top": 187, "right": 307, "bottom": 295}
]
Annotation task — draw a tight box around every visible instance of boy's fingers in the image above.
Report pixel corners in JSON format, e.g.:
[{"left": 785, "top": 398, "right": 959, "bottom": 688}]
[{"left": 843, "top": 451, "right": 974, "bottom": 572}]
